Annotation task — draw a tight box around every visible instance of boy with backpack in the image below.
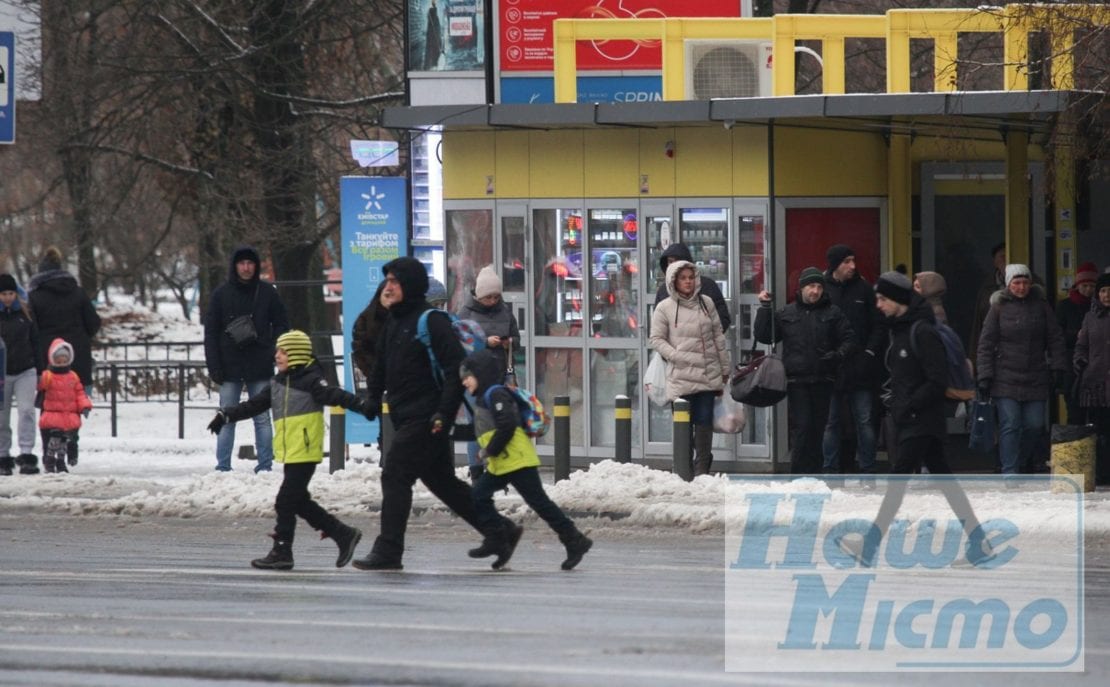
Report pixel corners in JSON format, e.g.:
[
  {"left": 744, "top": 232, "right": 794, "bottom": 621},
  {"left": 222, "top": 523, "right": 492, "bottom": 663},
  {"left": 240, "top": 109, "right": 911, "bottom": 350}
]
[
  {"left": 460, "top": 348, "right": 592, "bottom": 571},
  {"left": 207, "top": 330, "right": 369, "bottom": 570}
]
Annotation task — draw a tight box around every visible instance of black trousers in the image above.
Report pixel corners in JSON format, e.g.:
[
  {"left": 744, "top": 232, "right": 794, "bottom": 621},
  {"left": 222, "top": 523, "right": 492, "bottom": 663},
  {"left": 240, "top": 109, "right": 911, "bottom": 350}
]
[
  {"left": 472, "top": 466, "right": 575, "bottom": 539},
  {"left": 371, "top": 418, "right": 490, "bottom": 560},
  {"left": 274, "top": 462, "right": 341, "bottom": 543},
  {"left": 1088, "top": 407, "right": 1110, "bottom": 485},
  {"left": 786, "top": 382, "right": 832, "bottom": 474}
]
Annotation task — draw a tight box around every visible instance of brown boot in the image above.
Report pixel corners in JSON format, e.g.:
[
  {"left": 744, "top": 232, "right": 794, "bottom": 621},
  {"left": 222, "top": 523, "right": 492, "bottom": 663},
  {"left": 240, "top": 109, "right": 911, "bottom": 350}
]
[{"left": 693, "top": 424, "right": 714, "bottom": 476}]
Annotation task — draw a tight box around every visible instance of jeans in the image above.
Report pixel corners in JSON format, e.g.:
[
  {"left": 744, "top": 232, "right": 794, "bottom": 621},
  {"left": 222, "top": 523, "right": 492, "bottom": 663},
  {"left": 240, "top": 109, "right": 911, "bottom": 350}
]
[
  {"left": 994, "top": 397, "right": 1046, "bottom": 476},
  {"left": 217, "top": 379, "right": 274, "bottom": 472},
  {"left": 822, "top": 389, "right": 877, "bottom": 473},
  {"left": 0, "top": 368, "right": 38, "bottom": 456},
  {"left": 472, "top": 466, "right": 575, "bottom": 539}
]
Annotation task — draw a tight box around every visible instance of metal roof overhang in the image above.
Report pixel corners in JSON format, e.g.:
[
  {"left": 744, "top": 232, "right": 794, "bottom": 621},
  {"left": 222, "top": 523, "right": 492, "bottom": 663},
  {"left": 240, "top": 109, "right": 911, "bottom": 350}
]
[{"left": 382, "top": 90, "right": 1093, "bottom": 143}]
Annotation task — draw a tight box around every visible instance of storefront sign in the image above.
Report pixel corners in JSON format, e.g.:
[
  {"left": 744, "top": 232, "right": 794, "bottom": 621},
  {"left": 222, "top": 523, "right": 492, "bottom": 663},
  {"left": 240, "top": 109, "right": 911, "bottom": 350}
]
[
  {"left": 498, "top": 0, "right": 739, "bottom": 72},
  {"left": 500, "top": 74, "right": 662, "bottom": 104},
  {"left": 409, "top": 0, "right": 486, "bottom": 72},
  {"left": 340, "top": 176, "right": 408, "bottom": 444}
]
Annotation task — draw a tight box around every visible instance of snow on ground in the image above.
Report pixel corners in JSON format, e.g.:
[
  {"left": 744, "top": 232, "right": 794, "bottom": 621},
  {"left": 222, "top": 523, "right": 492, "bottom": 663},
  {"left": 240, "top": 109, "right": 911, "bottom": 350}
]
[{"left": 2, "top": 293, "right": 1107, "bottom": 537}]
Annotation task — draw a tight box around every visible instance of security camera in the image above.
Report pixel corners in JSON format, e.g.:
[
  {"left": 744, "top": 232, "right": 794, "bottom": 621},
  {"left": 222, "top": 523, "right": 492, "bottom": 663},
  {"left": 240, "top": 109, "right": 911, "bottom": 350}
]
[{"left": 723, "top": 120, "right": 735, "bottom": 131}]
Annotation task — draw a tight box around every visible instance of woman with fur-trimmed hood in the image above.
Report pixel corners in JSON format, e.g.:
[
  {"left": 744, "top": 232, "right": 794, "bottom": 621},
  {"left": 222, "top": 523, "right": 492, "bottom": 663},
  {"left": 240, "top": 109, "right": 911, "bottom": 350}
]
[{"left": 649, "top": 260, "right": 729, "bottom": 477}]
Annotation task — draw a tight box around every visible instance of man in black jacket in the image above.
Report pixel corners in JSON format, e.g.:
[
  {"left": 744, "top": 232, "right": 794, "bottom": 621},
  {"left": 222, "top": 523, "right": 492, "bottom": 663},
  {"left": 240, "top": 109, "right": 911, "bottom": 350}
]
[
  {"left": 755, "top": 267, "right": 856, "bottom": 474},
  {"left": 203, "top": 245, "right": 289, "bottom": 473},
  {"left": 821, "top": 244, "right": 883, "bottom": 477},
  {"left": 352, "top": 257, "right": 519, "bottom": 571},
  {"left": 655, "top": 243, "right": 731, "bottom": 332},
  {"left": 839, "top": 272, "right": 990, "bottom": 565}
]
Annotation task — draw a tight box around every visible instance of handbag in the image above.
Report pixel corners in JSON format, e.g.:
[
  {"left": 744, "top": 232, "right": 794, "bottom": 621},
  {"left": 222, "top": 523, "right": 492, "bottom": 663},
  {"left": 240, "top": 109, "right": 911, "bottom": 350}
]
[
  {"left": 730, "top": 348, "right": 787, "bottom": 407},
  {"left": 713, "top": 393, "right": 747, "bottom": 433},
  {"left": 643, "top": 351, "right": 669, "bottom": 407},
  {"left": 968, "top": 397, "right": 996, "bottom": 454},
  {"left": 224, "top": 285, "right": 260, "bottom": 348}
]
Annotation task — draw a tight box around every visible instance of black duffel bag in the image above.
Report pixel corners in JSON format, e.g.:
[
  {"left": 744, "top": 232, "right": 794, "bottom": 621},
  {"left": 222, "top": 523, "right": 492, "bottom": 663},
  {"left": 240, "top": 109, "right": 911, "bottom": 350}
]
[{"left": 730, "top": 349, "right": 787, "bottom": 408}]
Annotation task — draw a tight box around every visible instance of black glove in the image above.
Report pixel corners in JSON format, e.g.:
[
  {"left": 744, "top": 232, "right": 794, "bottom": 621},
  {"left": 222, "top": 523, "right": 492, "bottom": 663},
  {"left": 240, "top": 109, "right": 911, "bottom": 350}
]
[
  {"left": 430, "top": 412, "right": 447, "bottom": 435},
  {"left": 207, "top": 411, "right": 227, "bottom": 435},
  {"left": 209, "top": 371, "right": 224, "bottom": 386},
  {"left": 353, "top": 396, "right": 379, "bottom": 421},
  {"left": 977, "top": 379, "right": 992, "bottom": 398}
]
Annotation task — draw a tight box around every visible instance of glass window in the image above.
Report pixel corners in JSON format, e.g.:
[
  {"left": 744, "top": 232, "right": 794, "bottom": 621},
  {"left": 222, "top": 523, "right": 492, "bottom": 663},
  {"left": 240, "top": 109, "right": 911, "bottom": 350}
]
[
  {"left": 586, "top": 208, "right": 640, "bottom": 339},
  {"left": 535, "top": 347, "right": 583, "bottom": 447},
  {"left": 532, "top": 208, "right": 584, "bottom": 337},
  {"left": 738, "top": 214, "right": 765, "bottom": 294},
  {"left": 445, "top": 209, "right": 493, "bottom": 313},
  {"left": 589, "top": 349, "right": 640, "bottom": 447},
  {"left": 501, "top": 215, "right": 526, "bottom": 295},
  {"left": 679, "top": 207, "right": 730, "bottom": 297},
  {"left": 646, "top": 214, "right": 674, "bottom": 298}
]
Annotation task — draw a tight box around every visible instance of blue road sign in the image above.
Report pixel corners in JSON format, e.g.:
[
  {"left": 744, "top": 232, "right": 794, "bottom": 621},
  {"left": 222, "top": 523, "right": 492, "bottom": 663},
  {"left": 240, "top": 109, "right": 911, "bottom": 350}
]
[{"left": 0, "top": 31, "right": 14, "bottom": 144}]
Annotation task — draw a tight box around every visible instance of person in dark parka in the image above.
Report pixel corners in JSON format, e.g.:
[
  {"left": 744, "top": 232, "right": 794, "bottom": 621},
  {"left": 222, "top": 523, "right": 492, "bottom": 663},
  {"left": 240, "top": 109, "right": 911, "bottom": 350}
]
[
  {"left": 654, "top": 243, "right": 731, "bottom": 332},
  {"left": 351, "top": 257, "right": 516, "bottom": 571},
  {"left": 203, "top": 245, "right": 289, "bottom": 473},
  {"left": 1073, "top": 272, "right": 1110, "bottom": 485},
  {"left": 1057, "top": 261, "right": 1099, "bottom": 425},
  {"left": 27, "top": 247, "right": 101, "bottom": 471}
]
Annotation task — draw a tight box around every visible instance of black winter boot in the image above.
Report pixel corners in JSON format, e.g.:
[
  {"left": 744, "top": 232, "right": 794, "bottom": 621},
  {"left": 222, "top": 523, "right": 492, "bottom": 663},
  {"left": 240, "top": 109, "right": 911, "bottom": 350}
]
[
  {"left": 327, "top": 523, "right": 363, "bottom": 568},
  {"left": 693, "top": 425, "right": 714, "bottom": 476},
  {"left": 41, "top": 455, "right": 55, "bottom": 474},
  {"left": 559, "top": 530, "right": 593, "bottom": 571},
  {"left": 0, "top": 456, "right": 13, "bottom": 476},
  {"left": 491, "top": 523, "right": 523, "bottom": 570},
  {"left": 16, "top": 454, "right": 39, "bottom": 475},
  {"left": 352, "top": 543, "right": 403, "bottom": 571},
  {"left": 251, "top": 540, "right": 294, "bottom": 570}
]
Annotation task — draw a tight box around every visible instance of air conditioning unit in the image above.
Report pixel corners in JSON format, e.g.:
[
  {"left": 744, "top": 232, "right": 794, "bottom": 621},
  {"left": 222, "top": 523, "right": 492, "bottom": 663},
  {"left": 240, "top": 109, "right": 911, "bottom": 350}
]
[{"left": 684, "top": 40, "right": 773, "bottom": 100}]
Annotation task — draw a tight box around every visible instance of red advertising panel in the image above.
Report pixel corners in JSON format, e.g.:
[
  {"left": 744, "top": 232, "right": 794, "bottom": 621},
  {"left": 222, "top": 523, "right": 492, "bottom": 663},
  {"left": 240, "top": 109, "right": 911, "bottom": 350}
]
[
  {"left": 499, "top": 0, "right": 740, "bottom": 72},
  {"left": 784, "top": 207, "right": 881, "bottom": 302}
]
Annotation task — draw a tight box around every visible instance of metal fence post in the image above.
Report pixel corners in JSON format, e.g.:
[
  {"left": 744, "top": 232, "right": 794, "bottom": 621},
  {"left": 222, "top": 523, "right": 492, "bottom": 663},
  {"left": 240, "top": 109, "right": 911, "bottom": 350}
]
[
  {"left": 614, "top": 395, "right": 631, "bottom": 464},
  {"left": 672, "top": 399, "right": 692, "bottom": 481},
  {"left": 380, "top": 395, "right": 393, "bottom": 469},
  {"left": 110, "top": 364, "right": 118, "bottom": 438},
  {"left": 177, "top": 363, "right": 186, "bottom": 439},
  {"left": 329, "top": 407, "right": 346, "bottom": 474},
  {"left": 554, "top": 395, "right": 570, "bottom": 482}
]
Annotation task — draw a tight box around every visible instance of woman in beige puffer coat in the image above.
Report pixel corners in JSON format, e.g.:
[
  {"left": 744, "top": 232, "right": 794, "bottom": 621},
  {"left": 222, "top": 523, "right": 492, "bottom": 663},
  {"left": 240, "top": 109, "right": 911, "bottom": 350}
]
[{"left": 650, "top": 260, "right": 730, "bottom": 476}]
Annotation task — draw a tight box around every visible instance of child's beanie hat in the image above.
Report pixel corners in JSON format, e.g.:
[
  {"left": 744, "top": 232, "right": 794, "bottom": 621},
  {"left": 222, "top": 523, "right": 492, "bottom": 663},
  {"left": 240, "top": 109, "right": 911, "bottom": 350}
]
[
  {"left": 48, "top": 338, "right": 75, "bottom": 366},
  {"left": 0, "top": 274, "right": 18, "bottom": 292},
  {"left": 276, "top": 330, "right": 314, "bottom": 368}
]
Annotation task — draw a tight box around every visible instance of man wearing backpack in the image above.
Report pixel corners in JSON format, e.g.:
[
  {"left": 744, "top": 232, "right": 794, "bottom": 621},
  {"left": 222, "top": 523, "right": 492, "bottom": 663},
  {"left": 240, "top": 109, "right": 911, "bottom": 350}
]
[{"left": 352, "top": 257, "right": 517, "bottom": 571}]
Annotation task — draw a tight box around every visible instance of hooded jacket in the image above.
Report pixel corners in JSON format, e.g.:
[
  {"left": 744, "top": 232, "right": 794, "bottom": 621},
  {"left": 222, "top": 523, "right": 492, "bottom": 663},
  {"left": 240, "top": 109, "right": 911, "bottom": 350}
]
[
  {"left": 368, "top": 257, "right": 466, "bottom": 427},
  {"left": 653, "top": 243, "right": 731, "bottom": 332},
  {"left": 463, "top": 348, "right": 540, "bottom": 476},
  {"left": 0, "top": 294, "right": 40, "bottom": 375},
  {"left": 203, "top": 246, "right": 290, "bottom": 384},
  {"left": 456, "top": 291, "right": 521, "bottom": 369},
  {"left": 977, "top": 284, "right": 1067, "bottom": 401},
  {"left": 222, "top": 360, "right": 364, "bottom": 464},
  {"left": 38, "top": 339, "right": 93, "bottom": 432},
  {"left": 753, "top": 288, "right": 856, "bottom": 384},
  {"left": 882, "top": 297, "right": 948, "bottom": 440},
  {"left": 1074, "top": 299, "right": 1110, "bottom": 408},
  {"left": 27, "top": 268, "right": 100, "bottom": 385},
  {"left": 649, "top": 260, "right": 730, "bottom": 401}
]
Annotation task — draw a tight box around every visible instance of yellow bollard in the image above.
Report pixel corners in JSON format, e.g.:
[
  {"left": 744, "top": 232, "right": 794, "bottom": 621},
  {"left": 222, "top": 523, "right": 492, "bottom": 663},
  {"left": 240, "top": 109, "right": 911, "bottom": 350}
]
[{"left": 1050, "top": 424, "right": 1096, "bottom": 493}]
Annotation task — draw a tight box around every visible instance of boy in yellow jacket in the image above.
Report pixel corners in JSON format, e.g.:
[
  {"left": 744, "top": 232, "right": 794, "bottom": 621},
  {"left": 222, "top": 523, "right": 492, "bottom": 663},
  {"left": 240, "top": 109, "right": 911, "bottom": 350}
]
[
  {"left": 207, "top": 330, "right": 372, "bottom": 570},
  {"left": 460, "top": 348, "right": 592, "bottom": 570}
]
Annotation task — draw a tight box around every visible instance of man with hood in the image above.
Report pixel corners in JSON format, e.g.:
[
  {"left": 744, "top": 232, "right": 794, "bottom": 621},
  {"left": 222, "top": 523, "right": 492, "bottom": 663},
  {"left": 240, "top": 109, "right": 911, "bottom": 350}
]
[
  {"left": 755, "top": 267, "right": 856, "bottom": 474},
  {"left": 352, "top": 257, "right": 517, "bottom": 571},
  {"left": 654, "top": 243, "right": 731, "bottom": 332},
  {"left": 821, "top": 244, "right": 884, "bottom": 478},
  {"left": 203, "top": 245, "right": 289, "bottom": 473},
  {"left": 28, "top": 246, "right": 101, "bottom": 471}
]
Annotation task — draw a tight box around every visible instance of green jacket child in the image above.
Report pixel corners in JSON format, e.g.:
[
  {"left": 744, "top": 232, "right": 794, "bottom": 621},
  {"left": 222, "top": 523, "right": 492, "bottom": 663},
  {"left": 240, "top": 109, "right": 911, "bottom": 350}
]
[
  {"left": 460, "top": 348, "right": 592, "bottom": 571},
  {"left": 208, "top": 330, "right": 372, "bottom": 571}
]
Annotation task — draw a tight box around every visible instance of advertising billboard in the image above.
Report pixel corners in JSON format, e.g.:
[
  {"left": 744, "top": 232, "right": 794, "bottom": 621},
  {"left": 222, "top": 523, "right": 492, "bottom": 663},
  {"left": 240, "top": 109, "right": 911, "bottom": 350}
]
[{"left": 409, "top": 0, "right": 487, "bottom": 72}]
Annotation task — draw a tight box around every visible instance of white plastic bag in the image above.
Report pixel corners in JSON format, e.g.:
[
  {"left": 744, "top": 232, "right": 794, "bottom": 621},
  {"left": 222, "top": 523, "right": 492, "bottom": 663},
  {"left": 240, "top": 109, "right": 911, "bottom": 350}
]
[
  {"left": 643, "top": 352, "right": 669, "bottom": 407},
  {"left": 713, "top": 393, "right": 747, "bottom": 434}
]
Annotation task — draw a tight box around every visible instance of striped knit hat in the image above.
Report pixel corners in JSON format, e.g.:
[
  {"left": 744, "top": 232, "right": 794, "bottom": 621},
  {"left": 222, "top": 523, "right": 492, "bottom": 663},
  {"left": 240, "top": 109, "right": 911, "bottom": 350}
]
[{"left": 276, "top": 330, "right": 314, "bottom": 368}]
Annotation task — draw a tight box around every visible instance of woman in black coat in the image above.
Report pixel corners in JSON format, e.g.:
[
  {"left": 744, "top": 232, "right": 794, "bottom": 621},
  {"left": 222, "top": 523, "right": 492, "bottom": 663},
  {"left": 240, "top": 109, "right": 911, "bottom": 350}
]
[{"left": 27, "top": 246, "right": 101, "bottom": 389}]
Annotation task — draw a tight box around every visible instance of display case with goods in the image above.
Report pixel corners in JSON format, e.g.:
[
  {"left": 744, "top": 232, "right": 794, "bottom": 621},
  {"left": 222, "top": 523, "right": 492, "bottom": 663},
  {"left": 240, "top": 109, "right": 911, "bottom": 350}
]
[
  {"left": 532, "top": 208, "right": 585, "bottom": 337},
  {"left": 679, "top": 206, "right": 730, "bottom": 297},
  {"left": 586, "top": 208, "right": 640, "bottom": 339}
]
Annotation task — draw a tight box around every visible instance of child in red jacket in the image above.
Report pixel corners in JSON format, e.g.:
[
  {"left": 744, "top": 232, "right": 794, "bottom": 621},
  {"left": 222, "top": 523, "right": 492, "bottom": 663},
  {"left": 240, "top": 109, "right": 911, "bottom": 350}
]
[{"left": 37, "top": 338, "right": 92, "bottom": 473}]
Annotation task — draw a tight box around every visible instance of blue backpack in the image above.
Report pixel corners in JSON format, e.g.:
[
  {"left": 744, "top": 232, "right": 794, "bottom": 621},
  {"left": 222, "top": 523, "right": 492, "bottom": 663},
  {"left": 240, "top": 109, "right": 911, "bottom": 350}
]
[
  {"left": 416, "top": 309, "right": 486, "bottom": 386},
  {"left": 910, "top": 320, "right": 976, "bottom": 401},
  {"left": 483, "top": 384, "right": 551, "bottom": 438}
]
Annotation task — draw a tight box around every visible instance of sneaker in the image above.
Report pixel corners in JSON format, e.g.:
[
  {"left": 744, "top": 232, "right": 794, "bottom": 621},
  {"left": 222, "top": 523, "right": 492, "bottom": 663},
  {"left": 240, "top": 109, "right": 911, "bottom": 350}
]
[
  {"left": 492, "top": 524, "right": 523, "bottom": 570},
  {"left": 351, "top": 552, "right": 403, "bottom": 571}
]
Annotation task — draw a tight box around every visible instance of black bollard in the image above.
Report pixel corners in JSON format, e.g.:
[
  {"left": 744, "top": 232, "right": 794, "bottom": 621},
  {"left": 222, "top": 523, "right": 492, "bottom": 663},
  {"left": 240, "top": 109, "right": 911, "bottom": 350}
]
[
  {"left": 672, "top": 399, "right": 692, "bottom": 481},
  {"left": 554, "top": 395, "right": 571, "bottom": 482},
  {"left": 329, "top": 407, "right": 345, "bottom": 474},
  {"left": 380, "top": 397, "right": 393, "bottom": 470},
  {"left": 614, "top": 394, "right": 631, "bottom": 464}
]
